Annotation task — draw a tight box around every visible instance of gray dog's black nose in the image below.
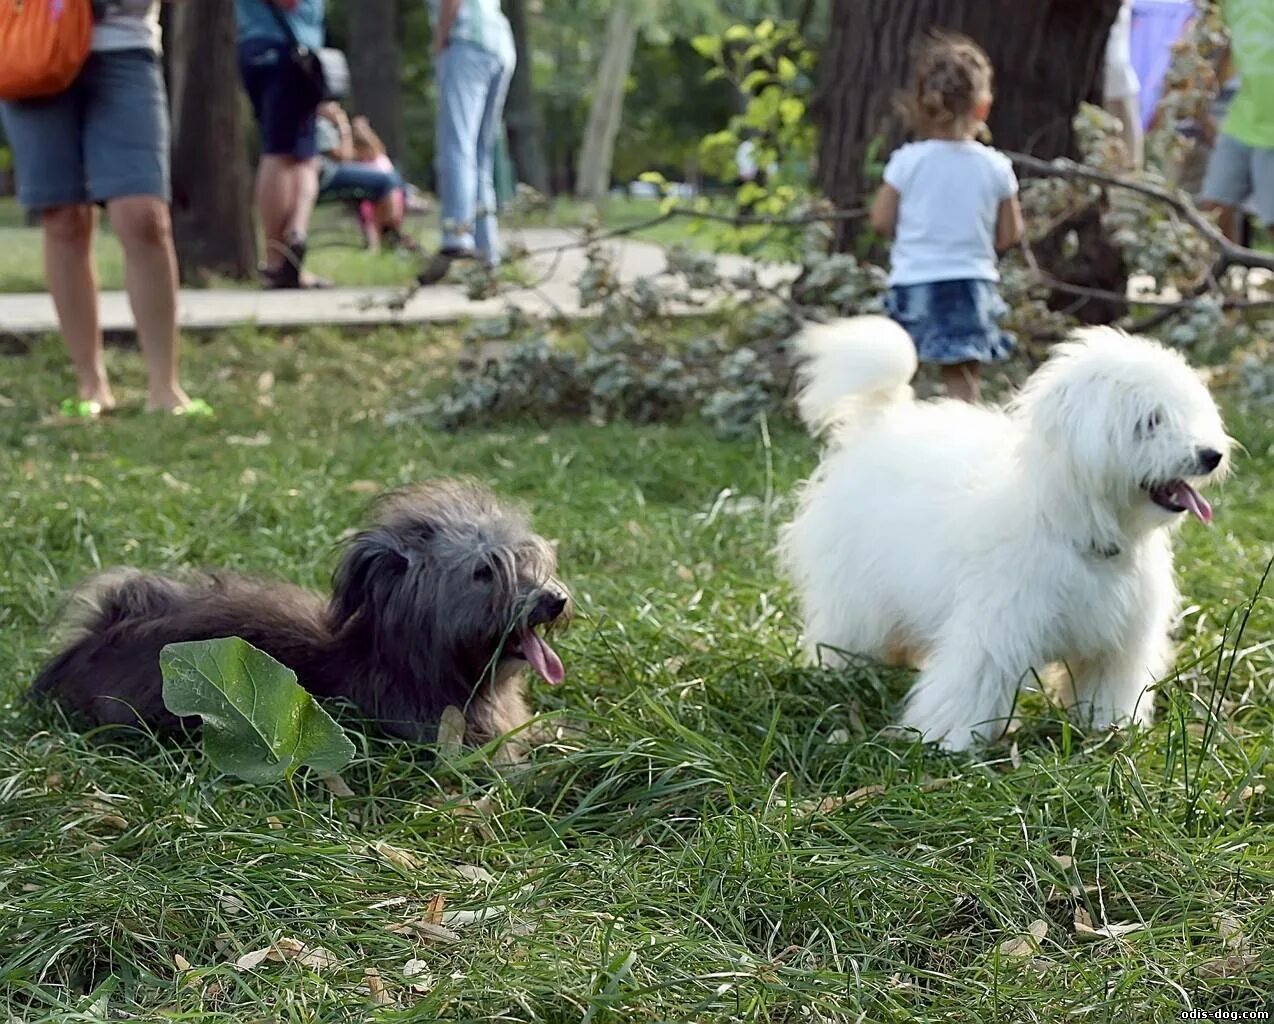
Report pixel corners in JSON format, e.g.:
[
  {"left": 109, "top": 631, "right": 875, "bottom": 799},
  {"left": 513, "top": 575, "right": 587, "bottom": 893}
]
[
  {"left": 542, "top": 593, "right": 568, "bottom": 620},
  {"left": 1197, "top": 447, "right": 1223, "bottom": 473}
]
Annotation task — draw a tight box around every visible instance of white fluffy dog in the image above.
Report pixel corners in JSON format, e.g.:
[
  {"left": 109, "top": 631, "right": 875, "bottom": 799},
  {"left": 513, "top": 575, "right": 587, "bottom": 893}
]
[{"left": 779, "top": 316, "right": 1230, "bottom": 751}]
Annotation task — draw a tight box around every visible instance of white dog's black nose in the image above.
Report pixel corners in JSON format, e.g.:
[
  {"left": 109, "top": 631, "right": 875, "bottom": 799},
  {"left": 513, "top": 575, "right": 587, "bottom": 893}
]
[{"left": 1197, "top": 447, "right": 1224, "bottom": 473}]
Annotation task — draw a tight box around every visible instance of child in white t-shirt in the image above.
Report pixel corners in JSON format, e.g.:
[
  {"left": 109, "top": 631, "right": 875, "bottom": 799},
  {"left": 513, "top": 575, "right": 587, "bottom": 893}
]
[{"left": 870, "top": 33, "right": 1023, "bottom": 403}]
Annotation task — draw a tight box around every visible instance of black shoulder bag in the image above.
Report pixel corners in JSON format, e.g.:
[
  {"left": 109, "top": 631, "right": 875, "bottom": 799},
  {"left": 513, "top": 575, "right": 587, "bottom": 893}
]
[{"left": 260, "top": 0, "right": 349, "bottom": 105}]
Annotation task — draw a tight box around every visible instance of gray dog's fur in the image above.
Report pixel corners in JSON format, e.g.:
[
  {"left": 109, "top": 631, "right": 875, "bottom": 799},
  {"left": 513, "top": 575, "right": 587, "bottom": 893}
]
[{"left": 31, "top": 479, "right": 570, "bottom": 749}]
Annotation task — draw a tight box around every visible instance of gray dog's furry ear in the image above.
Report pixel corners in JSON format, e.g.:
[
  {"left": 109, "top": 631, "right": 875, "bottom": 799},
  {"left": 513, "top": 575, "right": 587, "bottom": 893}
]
[{"left": 329, "top": 529, "right": 411, "bottom": 629}]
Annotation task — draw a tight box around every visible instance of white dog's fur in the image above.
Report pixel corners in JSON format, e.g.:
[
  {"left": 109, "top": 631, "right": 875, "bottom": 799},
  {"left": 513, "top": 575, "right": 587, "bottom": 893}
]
[{"left": 779, "top": 316, "right": 1230, "bottom": 751}]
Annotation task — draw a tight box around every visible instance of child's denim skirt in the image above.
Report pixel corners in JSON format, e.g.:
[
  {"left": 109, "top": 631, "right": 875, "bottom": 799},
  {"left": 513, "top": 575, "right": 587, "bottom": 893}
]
[{"left": 885, "top": 278, "right": 1015, "bottom": 365}]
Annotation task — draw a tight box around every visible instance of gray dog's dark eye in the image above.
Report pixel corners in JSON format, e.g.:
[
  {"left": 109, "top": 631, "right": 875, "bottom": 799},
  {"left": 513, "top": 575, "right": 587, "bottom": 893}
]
[
  {"left": 473, "top": 564, "right": 494, "bottom": 582},
  {"left": 1137, "top": 410, "right": 1162, "bottom": 437}
]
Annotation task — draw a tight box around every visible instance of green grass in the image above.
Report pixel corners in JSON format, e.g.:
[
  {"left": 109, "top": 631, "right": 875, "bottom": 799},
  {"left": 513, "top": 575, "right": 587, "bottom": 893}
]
[{"left": 0, "top": 327, "right": 1271, "bottom": 1021}]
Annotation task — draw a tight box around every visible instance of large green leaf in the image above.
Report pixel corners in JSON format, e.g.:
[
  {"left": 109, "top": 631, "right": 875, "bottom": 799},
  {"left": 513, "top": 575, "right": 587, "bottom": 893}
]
[{"left": 160, "top": 637, "right": 355, "bottom": 784}]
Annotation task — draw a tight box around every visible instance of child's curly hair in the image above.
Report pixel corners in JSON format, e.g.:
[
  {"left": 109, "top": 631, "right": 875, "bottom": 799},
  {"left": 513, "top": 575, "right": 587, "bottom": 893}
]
[{"left": 901, "top": 32, "right": 994, "bottom": 139}]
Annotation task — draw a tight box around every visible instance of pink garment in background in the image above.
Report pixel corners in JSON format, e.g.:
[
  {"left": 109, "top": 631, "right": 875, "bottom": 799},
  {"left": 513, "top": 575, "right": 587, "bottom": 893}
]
[
  {"left": 358, "top": 154, "right": 405, "bottom": 227},
  {"left": 1129, "top": 0, "right": 1197, "bottom": 130}
]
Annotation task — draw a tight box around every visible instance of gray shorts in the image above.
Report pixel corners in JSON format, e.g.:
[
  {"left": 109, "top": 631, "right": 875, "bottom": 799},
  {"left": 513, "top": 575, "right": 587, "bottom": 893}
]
[
  {"left": 1199, "top": 133, "right": 1274, "bottom": 224},
  {"left": 0, "top": 48, "right": 169, "bottom": 211}
]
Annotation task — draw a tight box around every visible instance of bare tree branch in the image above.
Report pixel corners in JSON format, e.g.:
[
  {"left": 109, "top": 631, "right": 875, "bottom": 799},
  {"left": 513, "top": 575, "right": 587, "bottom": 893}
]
[{"left": 1005, "top": 150, "right": 1274, "bottom": 275}]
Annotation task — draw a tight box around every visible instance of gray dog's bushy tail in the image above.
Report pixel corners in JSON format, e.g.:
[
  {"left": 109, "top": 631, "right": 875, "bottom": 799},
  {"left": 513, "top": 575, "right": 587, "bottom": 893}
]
[{"left": 792, "top": 316, "right": 917, "bottom": 435}]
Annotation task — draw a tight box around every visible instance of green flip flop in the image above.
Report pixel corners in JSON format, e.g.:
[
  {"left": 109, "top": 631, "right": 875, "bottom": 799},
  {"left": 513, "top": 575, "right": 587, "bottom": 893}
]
[
  {"left": 170, "top": 398, "right": 214, "bottom": 418},
  {"left": 58, "top": 398, "right": 104, "bottom": 420}
]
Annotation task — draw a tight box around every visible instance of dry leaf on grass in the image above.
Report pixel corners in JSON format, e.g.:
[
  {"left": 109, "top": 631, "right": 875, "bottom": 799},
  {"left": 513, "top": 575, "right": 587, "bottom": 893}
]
[
  {"left": 997, "top": 919, "right": 1049, "bottom": 957},
  {"left": 233, "top": 937, "right": 337, "bottom": 971},
  {"left": 257, "top": 371, "right": 275, "bottom": 393},
  {"left": 1196, "top": 952, "right": 1260, "bottom": 979},
  {"left": 1073, "top": 907, "right": 1144, "bottom": 942},
  {"left": 322, "top": 773, "right": 355, "bottom": 797},
  {"left": 265, "top": 816, "right": 284, "bottom": 831},
  {"left": 1051, "top": 854, "right": 1074, "bottom": 870},
  {"left": 436, "top": 705, "right": 466, "bottom": 759},
  {"left": 385, "top": 918, "right": 461, "bottom": 944},
  {"left": 348, "top": 480, "right": 380, "bottom": 495},
  {"left": 364, "top": 967, "right": 394, "bottom": 1006},
  {"left": 790, "top": 785, "right": 887, "bottom": 817},
  {"left": 371, "top": 841, "right": 420, "bottom": 872},
  {"left": 440, "top": 906, "right": 506, "bottom": 928},
  {"left": 1217, "top": 913, "right": 1246, "bottom": 950},
  {"left": 93, "top": 813, "right": 130, "bottom": 832},
  {"left": 1008, "top": 741, "right": 1022, "bottom": 770},
  {"left": 402, "top": 958, "right": 432, "bottom": 993},
  {"left": 173, "top": 953, "right": 192, "bottom": 972},
  {"left": 1238, "top": 783, "right": 1266, "bottom": 801},
  {"left": 425, "top": 893, "right": 446, "bottom": 925},
  {"left": 454, "top": 864, "right": 497, "bottom": 885},
  {"left": 219, "top": 893, "right": 247, "bottom": 918},
  {"left": 368, "top": 896, "right": 409, "bottom": 911}
]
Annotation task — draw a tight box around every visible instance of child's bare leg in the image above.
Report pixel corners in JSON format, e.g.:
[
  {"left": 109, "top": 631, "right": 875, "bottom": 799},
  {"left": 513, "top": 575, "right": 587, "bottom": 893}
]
[{"left": 941, "top": 361, "right": 981, "bottom": 403}]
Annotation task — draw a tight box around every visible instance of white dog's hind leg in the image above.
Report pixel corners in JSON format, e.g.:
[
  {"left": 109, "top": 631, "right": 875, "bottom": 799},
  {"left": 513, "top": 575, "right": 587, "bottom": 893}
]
[{"left": 899, "top": 640, "right": 1028, "bottom": 752}]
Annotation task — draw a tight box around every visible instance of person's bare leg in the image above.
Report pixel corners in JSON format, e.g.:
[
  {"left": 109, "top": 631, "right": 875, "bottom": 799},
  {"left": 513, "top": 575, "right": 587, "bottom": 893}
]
[
  {"left": 42, "top": 204, "right": 114, "bottom": 410},
  {"left": 288, "top": 158, "right": 318, "bottom": 240},
  {"left": 941, "top": 362, "right": 981, "bottom": 403},
  {"left": 107, "top": 195, "right": 190, "bottom": 411},
  {"left": 256, "top": 154, "right": 296, "bottom": 272}
]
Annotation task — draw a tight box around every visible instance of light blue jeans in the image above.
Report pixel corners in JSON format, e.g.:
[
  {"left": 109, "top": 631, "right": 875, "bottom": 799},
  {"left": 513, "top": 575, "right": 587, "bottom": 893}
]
[{"left": 435, "top": 40, "right": 513, "bottom": 262}]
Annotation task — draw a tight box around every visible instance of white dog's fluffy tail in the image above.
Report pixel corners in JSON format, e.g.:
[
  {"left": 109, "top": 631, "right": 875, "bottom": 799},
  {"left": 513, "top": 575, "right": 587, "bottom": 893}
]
[{"left": 792, "top": 316, "right": 917, "bottom": 433}]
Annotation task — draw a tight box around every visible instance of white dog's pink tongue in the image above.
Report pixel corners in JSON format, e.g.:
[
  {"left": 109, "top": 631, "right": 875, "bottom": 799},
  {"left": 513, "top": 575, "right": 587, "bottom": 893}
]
[
  {"left": 519, "top": 629, "right": 565, "bottom": 685},
  {"left": 1171, "top": 481, "right": 1213, "bottom": 524}
]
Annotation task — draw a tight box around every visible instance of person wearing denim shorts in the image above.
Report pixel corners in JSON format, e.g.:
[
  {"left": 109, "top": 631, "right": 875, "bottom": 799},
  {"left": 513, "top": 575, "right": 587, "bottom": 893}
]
[
  {"left": 234, "top": 0, "right": 327, "bottom": 288},
  {"left": 418, "top": 0, "right": 516, "bottom": 284},
  {"left": 0, "top": 0, "right": 202, "bottom": 416},
  {"left": 1199, "top": 0, "right": 1274, "bottom": 241}
]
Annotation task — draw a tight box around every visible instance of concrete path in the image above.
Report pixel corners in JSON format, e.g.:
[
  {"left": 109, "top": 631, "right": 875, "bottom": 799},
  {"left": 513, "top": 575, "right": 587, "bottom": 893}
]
[
  {"left": 0, "top": 227, "right": 796, "bottom": 337},
  {"left": 0, "top": 225, "right": 1265, "bottom": 337}
]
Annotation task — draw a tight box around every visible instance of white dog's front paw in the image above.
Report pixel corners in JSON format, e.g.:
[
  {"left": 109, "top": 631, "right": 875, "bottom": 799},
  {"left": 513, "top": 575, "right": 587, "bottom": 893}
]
[
  {"left": 897, "top": 708, "right": 996, "bottom": 753},
  {"left": 1075, "top": 696, "right": 1156, "bottom": 733}
]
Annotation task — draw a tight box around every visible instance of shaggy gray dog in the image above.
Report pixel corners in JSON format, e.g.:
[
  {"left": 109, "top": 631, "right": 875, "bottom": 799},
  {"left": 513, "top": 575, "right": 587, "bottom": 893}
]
[{"left": 31, "top": 479, "right": 570, "bottom": 749}]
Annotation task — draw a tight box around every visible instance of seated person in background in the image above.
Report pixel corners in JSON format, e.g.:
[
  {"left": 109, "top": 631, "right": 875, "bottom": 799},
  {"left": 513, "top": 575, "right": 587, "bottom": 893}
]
[
  {"left": 315, "top": 102, "right": 407, "bottom": 250},
  {"left": 351, "top": 116, "right": 415, "bottom": 251}
]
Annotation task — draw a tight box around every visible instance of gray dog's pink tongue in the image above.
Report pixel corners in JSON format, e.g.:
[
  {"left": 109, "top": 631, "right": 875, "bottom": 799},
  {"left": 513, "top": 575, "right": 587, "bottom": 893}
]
[
  {"left": 1170, "top": 481, "right": 1213, "bottom": 524},
  {"left": 519, "top": 629, "right": 564, "bottom": 685}
]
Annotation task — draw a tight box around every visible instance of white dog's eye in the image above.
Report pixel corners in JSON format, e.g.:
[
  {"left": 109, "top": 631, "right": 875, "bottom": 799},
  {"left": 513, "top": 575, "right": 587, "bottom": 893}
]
[{"left": 1136, "top": 410, "right": 1163, "bottom": 438}]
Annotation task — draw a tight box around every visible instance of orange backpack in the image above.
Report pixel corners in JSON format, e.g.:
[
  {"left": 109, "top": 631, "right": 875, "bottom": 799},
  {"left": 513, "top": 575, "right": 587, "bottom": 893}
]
[{"left": 0, "top": 0, "right": 94, "bottom": 102}]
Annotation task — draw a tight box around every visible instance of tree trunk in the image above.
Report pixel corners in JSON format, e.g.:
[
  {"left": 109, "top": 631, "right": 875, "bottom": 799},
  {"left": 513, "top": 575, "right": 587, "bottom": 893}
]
[
  {"left": 574, "top": 0, "right": 639, "bottom": 201},
  {"left": 818, "top": 0, "right": 1119, "bottom": 219},
  {"left": 346, "top": 0, "right": 404, "bottom": 160},
  {"left": 816, "top": 0, "right": 1123, "bottom": 320},
  {"left": 169, "top": 0, "right": 257, "bottom": 285},
  {"left": 502, "top": 0, "right": 549, "bottom": 192}
]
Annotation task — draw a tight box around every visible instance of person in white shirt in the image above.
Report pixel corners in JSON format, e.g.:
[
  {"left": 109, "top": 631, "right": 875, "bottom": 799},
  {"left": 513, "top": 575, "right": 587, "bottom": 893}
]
[
  {"left": 869, "top": 33, "right": 1023, "bottom": 403},
  {"left": 1103, "top": 0, "right": 1144, "bottom": 169}
]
